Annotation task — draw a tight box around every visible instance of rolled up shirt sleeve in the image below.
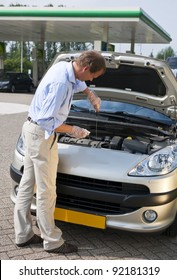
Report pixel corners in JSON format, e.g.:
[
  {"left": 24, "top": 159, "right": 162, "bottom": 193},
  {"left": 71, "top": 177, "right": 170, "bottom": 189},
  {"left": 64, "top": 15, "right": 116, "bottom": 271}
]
[{"left": 74, "top": 80, "right": 87, "bottom": 93}]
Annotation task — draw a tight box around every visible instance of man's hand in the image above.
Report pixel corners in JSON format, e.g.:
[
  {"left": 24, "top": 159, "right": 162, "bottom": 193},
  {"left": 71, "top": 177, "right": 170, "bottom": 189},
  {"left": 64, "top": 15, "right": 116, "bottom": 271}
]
[
  {"left": 87, "top": 91, "right": 101, "bottom": 112},
  {"left": 69, "top": 126, "right": 90, "bottom": 138}
]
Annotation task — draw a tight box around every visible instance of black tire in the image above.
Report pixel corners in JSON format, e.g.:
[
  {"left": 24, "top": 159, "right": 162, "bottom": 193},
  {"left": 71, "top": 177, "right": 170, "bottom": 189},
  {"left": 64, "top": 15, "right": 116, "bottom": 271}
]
[
  {"left": 164, "top": 213, "right": 177, "bottom": 237},
  {"left": 28, "top": 84, "right": 34, "bottom": 93},
  {"left": 11, "top": 84, "right": 16, "bottom": 93}
]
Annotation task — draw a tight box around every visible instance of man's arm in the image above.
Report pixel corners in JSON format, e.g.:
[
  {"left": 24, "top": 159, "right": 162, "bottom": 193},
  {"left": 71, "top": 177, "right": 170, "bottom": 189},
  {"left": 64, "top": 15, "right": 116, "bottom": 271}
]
[
  {"left": 55, "top": 123, "right": 90, "bottom": 139},
  {"left": 55, "top": 123, "right": 73, "bottom": 134},
  {"left": 83, "top": 88, "right": 101, "bottom": 112}
]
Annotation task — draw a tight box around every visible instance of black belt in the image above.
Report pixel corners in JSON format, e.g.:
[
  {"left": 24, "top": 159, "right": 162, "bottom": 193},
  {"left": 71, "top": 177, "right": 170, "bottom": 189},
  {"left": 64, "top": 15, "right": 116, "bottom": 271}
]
[{"left": 27, "top": 116, "right": 38, "bottom": 125}]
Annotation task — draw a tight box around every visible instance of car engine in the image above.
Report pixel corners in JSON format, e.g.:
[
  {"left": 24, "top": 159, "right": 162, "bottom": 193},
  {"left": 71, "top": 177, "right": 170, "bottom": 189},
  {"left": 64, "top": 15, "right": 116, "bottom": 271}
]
[{"left": 58, "top": 134, "right": 171, "bottom": 155}]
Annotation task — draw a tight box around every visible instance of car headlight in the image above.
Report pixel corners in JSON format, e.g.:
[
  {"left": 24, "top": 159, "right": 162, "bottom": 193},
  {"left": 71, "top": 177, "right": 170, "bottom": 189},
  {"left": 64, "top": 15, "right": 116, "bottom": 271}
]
[
  {"left": 16, "top": 135, "right": 25, "bottom": 156},
  {"left": 1, "top": 81, "right": 10, "bottom": 88},
  {"left": 128, "top": 145, "right": 177, "bottom": 176}
]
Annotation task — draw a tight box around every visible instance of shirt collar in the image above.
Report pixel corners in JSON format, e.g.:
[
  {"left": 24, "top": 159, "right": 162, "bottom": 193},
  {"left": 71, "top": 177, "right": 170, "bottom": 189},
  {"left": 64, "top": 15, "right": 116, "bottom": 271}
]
[{"left": 66, "top": 61, "right": 76, "bottom": 84}]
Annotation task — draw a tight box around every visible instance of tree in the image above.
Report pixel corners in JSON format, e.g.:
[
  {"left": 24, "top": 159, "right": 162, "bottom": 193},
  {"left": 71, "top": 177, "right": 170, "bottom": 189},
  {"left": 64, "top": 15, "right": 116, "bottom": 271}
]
[
  {"left": 156, "top": 46, "right": 175, "bottom": 60},
  {"left": 9, "top": 3, "right": 27, "bottom": 6},
  {"left": 4, "top": 41, "right": 33, "bottom": 73},
  {"left": 45, "top": 42, "right": 59, "bottom": 67},
  {"left": 59, "top": 42, "right": 88, "bottom": 52}
]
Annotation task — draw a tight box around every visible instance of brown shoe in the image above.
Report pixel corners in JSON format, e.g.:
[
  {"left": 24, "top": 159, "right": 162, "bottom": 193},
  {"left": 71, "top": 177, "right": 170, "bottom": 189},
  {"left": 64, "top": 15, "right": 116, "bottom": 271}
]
[
  {"left": 46, "top": 242, "right": 78, "bottom": 254},
  {"left": 16, "top": 234, "right": 43, "bottom": 247}
]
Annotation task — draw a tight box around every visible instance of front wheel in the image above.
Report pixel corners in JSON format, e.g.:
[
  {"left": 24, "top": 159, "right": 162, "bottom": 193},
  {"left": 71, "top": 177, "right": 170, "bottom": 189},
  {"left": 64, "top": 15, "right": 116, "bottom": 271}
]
[
  {"left": 28, "top": 84, "right": 34, "bottom": 93},
  {"left": 10, "top": 84, "right": 16, "bottom": 93}
]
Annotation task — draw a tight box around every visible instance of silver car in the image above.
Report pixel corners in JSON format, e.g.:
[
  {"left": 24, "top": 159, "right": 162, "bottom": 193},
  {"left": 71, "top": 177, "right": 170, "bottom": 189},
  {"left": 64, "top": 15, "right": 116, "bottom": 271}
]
[{"left": 10, "top": 52, "right": 177, "bottom": 237}]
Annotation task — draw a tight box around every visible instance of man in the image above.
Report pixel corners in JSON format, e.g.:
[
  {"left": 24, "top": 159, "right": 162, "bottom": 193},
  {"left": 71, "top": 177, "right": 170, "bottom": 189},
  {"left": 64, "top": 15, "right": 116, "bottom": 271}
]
[{"left": 14, "top": 50, "right": 106, "bottom": 254}]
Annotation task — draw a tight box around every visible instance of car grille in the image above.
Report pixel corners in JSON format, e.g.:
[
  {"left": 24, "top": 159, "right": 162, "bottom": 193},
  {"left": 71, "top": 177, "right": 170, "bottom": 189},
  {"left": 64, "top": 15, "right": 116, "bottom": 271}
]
[{"left": 56, "top": 173, "right": 150, "bottom": 215}]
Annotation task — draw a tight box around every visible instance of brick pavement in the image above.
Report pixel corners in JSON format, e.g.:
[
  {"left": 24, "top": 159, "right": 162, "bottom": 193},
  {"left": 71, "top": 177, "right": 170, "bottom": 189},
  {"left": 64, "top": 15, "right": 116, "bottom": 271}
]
[{"left": 1, "top": 93, "right": 177, "bottom": 260}]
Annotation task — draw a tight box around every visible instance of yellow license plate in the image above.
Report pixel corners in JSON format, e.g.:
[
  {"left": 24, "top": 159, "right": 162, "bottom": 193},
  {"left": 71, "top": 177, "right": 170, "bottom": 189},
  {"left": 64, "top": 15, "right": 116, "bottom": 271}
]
[{"left": 54, "top": 207, "right": 106, "bottom": 229}]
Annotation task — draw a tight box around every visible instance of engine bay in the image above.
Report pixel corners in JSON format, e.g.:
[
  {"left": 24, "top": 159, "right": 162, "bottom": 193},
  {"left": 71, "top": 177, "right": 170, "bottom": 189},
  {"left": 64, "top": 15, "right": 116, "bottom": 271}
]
[
  {"left": 58, "top": 134, "right": 171, "bottom": 155},
  {"left": 58, "top": 110, "right": 176, "bottom": 155}
]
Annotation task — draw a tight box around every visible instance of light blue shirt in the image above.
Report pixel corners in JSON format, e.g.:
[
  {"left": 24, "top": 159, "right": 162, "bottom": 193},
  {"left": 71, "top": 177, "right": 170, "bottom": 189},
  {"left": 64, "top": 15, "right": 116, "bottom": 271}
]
[{"left": 28, "top": 61, "right": 87, "bottom": 138}]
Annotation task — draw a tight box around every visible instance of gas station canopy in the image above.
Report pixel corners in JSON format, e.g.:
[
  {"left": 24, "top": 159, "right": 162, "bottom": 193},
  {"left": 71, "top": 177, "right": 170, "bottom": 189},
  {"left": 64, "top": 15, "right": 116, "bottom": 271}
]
[{"left": 0, "top": 7, "right": 172, "bottom": 45}]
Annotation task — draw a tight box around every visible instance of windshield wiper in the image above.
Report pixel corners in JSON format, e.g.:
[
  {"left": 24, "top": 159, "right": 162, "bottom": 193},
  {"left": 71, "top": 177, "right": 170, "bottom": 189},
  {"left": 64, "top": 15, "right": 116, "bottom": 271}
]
[
  {"left": 96, "top": 111, "right": 153, "bottom": 124},
  {"left": 71, "top": 104, "right": 92, "bottom": 112},
  {"left": 71, "top": 105, "right": 173, "bottom": 126},
  {"left": 97, "top": 111, "right": 173, "bottom": 126}
]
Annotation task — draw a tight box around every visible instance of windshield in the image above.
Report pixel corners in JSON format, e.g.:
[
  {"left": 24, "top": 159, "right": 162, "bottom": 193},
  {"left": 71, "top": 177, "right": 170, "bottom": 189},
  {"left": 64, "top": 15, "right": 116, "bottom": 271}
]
[
  {"left": 71, "top": 100, "right": 174, "bottom": 125},
  {"left": 0, "top": 73, "right": 15, "bottom": 80}
]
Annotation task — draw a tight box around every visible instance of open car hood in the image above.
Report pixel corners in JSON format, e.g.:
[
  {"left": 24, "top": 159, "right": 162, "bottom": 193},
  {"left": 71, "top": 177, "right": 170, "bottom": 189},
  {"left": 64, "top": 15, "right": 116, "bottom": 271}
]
[{"left": 53, "top": 51, "right": 177, "bottom": 119}]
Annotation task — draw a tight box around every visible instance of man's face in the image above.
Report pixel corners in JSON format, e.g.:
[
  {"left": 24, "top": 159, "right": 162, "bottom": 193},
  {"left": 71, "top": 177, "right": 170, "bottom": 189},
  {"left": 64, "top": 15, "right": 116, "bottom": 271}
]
[{"left": 78, "top": 66, "right": 104, "bottom": 81}]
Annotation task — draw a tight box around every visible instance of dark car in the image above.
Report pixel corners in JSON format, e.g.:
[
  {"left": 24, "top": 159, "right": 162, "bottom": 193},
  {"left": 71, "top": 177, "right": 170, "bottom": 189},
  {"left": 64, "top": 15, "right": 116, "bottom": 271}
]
[{"left": 0, "top": 72, "right": 34, "bottom": 93}]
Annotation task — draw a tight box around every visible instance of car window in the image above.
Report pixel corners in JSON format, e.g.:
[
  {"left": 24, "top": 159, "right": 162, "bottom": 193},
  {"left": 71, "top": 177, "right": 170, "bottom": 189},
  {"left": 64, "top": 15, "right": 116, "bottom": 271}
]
[
  {"left": 0, "top": 73, "right": 15, "bottom": 80},
  {"left": 21, "top": 73, "right": 28, "bottom": 79}
]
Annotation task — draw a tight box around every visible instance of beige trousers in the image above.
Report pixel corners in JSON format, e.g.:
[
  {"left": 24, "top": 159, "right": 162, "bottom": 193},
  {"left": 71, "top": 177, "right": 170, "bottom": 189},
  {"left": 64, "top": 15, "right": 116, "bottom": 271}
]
[{"left": 14, "top": 120, "right": 64, "bottom": 250}]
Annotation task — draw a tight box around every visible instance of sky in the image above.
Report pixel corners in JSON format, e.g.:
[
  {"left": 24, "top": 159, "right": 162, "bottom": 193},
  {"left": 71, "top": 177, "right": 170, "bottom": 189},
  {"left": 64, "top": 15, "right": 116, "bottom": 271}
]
[{"left": 0, "top": 0, "right": 176, "bottom": 57}]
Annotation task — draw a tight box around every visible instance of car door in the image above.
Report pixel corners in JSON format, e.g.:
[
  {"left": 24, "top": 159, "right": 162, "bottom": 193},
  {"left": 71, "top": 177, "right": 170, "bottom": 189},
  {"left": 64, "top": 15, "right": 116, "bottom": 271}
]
[{"left": 17, "top": 73, "right": 28, "bottom": 90}]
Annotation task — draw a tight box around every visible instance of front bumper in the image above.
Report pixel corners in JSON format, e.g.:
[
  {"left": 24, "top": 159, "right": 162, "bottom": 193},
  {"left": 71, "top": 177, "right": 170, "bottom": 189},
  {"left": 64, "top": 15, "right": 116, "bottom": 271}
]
[
  {"left": 10, "top": 163, "right": 177, "bottom": 233},
  {"left": 10, "top": 163, "right": 177, "bottom": 209},
  {"left": 0, "top": 85, "right": 10, "bottom": 91}
]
